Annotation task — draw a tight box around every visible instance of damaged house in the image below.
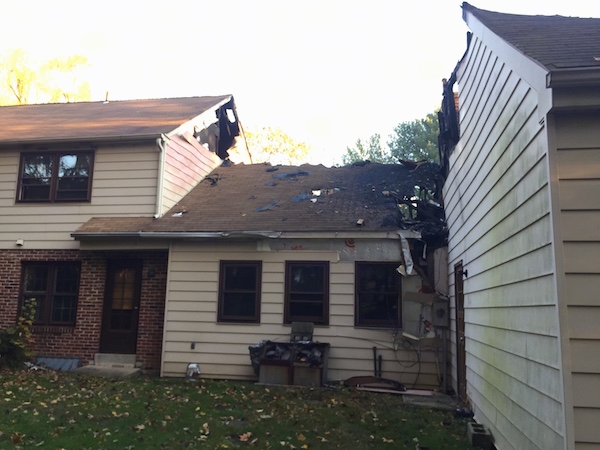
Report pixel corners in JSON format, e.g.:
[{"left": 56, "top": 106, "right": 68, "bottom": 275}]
[
  {"left": 0, "top": 95, "right": 249, "bottom": 371},
  {"left": 75, "top": 161, "right": 450, "bottom": 389},
  {"left": 439, "top": 3, "right": 600, "bottom": 449},
  {"left": 1, "top": 94, "right": 451, "bottom": 390}
]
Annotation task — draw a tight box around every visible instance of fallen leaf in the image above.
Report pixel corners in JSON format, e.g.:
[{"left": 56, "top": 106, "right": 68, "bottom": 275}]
[
  {"left": 297, "top": 433, "right": 306, "bottom": 441},
  {"left": 239, "top": 432, "right": 253, "bottom": 442}
]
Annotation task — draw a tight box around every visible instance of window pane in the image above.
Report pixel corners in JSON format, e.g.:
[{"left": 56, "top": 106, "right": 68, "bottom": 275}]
[
  {"left": 218, "top": 262, "right": 261, "bottom": 322},
  {"left": 55, "top": 265, "right": 80, "bottom": 293},
  {"left": 285, "top": 262, "right": 329, "bottom": 324},
  {"left": 356, "top": 263, "right": 401, "bottom": 327},
  {"left": 21, "top": 262, "right": 80, "bottom": 326},
  {"left": 57, "top": 153, "right": 91, "bottom": 200},
  {"left": 224, "top": 265, "right": 257, "bottom": 291},
  {"left": 223, "top": 293, "right": 257, "bottom": 317},
  {"left": 290, "top": 266, "right": 324, "bottom": 293},
  {"left": 112, "top": 268, "right": 136, "bottom": 310},
  {"left": 21, "top": 154, "right": 53, "bottom": 200},
  {"left": 51, "top": 295, "right": 77, "bottom": 323},
  {"left": 23, "top": 266, "right": 48, "bottom": 292},
  {"left": 59, "top": 154, "right": 90, "bottom": 178}
]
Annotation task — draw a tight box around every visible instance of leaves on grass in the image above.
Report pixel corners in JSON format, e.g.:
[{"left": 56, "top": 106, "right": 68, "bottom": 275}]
[{"left": 0, "top": 370, "right": 473, "bottom": 449}]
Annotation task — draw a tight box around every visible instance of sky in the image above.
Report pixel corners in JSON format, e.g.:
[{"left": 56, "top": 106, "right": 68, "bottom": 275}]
[{"left": 1, "top": 1, "right": 599, "bottom": 166}]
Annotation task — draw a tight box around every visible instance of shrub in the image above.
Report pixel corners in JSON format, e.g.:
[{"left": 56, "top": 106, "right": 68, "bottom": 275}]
[{"left": 0, "top": 298, "right": 35, "bottom": 369}]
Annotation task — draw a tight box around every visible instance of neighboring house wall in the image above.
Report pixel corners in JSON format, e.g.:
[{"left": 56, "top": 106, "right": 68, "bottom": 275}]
[
  {"left": 0, "top": 249, "right": 167, "bottom": 370},
  {"left": 555, "top": 111, "right": 600, "bottom": 447},
  {"left": 160, "top": 134, "right": 223, "bottom": 215},
  {"left": 161, "top": 240, "right": 442, "bottom": 390},
  {"left": 444, "top": 34, "right": 566, "bottom": 449},
  {"left": 0, "top": 143, "right": 159, "bottom": 249}
]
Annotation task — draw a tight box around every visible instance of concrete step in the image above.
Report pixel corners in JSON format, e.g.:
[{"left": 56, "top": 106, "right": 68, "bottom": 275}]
[
  {"left": 94, "top": 353, "right": 137, "bottom": 368},
  {"left": 75, "top": 364, "right": 140, "bottom": 378}
]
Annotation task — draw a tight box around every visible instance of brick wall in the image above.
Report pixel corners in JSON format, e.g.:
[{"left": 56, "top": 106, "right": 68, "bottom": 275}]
[{"left": 0, "top": 249, "right": 168, "bottom": 371}]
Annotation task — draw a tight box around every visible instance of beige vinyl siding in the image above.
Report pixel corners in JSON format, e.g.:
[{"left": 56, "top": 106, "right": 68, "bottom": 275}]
[
  {"left": 0, "top": 144, "right": 159, "bottom": 249},
  {"left": 443, "top": 34, "right": 565, "bottom": 450},
  {"left": 161, "top": 240, "right": 442, "bottom": 389},
  {"left": 160, "top": 134, "right": 222, "bottom": 214},
  {"left": 556, "top": 111, "right": 600, "bottom": 447}
]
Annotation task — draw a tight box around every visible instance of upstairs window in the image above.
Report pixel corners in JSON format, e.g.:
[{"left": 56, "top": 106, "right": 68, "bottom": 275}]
[
  {"left": 218, "top": 261, "right": 262, "bottom": 323},
  {"left": 21, "top": 262, "right": 81, "bottom": 326},
  {"left": 17, "top": 150, "right": 94, "bottom": 202},
  {"left": 355, "top": 262, "right": 401, "bottom": 327},
  {"left": 284, "top": 261, "right": 329, "bottom": 325}
]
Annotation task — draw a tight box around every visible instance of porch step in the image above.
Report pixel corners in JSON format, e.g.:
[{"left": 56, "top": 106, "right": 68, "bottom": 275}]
[{"left": 94, "top": 353, "right": 137, "bottom": 368}]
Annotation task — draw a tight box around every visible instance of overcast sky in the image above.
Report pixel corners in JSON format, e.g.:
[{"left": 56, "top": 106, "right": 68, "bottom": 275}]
[{"left": 2, "top": 1, "right": 598, "bottom": 165}]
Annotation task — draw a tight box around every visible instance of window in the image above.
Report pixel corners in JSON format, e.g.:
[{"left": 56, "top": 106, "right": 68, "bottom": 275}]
[
  {"left": 20, "top": 262, "right": 81, "bottom": 326},
  {"left": 17, "top": 150, "right": 94, "bottom": 202},
  {"left": 355, "top": 262, "right": 401, "bottom": 327},
  {"left": 284, "top": 261, "right": 329, "bottom": 325},
  {"left": 218, "top": 261, "right": 262, "bottom": 323}
]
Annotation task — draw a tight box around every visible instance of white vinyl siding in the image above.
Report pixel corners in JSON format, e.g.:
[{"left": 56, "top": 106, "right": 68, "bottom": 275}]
[
  {"left": 556, "top": 111, "right": 600, "bottom": 447},
  {"left": 444, "top": 33, "right": 565, "bottom": 450},
  {"left": 161, "top": 240, "right": 442, "bottom": 389},
  {"left": 160, "top": 134, "right": 222, "bottom": 215}
]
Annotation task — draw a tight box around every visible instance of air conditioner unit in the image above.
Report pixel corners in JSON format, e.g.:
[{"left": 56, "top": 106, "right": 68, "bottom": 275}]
[{"left": 432, "top": 297, "right": 450, "bottom": 328}]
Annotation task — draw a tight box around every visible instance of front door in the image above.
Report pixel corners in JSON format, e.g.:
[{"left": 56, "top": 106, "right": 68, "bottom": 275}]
[
  {"left": 454, "top": 261, "right": 467, "bottom": 400},
  {"left": 100, "top": 260, "right": 142, "bottom": 354}
]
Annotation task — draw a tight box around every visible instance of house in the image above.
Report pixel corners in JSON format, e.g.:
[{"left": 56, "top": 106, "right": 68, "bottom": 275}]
[
  {"left": 1, "top": 95, "right": 451, "bottom": 390},
  {"left": 0, "top": 95, "right": 249, "bottom": 371},
  {"left": 439, "top": 3, "right": 600, "bottom": 449},
  {"left": 74, "top": 161, "right": 450, "bottom": 389}
]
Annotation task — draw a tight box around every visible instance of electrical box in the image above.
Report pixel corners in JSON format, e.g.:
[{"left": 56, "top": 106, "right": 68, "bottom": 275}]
[{"left": 432, "top": 297, "right": 450, "bottom": 328}]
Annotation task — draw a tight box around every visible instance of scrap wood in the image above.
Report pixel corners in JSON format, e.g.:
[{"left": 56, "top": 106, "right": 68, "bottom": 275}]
[{"left": 344, "top": 375, "right": 405, "bottom": 391}]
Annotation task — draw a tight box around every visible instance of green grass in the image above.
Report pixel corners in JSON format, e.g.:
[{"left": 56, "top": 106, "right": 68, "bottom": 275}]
[{"left": 0, "top": 370, "right": 475, "bottom": 449}]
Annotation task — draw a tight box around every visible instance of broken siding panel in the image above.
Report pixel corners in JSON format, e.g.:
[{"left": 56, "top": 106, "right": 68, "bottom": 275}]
[
  {"left": 444, "top": 33, "right": 563, "bottom": 450},
  {"left": 0, "top": 145, "right": 158, "bottom": 249},
  {"left": 161, "top": 135, "right": 222, "bottom": 214}
]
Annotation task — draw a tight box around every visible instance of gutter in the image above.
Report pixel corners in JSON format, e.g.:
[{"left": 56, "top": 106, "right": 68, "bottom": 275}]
[
  {"left": 546, "top": 67, "right": 600, "bottom": 88},
  {"left": 71, "top": 229, "right": 421, "bottom": 241},
  {"left": 155, "top": 134, "right": 168, "bottom": 218}
]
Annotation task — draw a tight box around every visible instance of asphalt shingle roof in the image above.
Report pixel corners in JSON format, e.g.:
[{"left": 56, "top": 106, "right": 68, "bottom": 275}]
[
  {"left": 75, "top": 162, "right": 445, "bottom": 236},
  {"left": 0, "top": 95, "right": 232, "bottom": 145},
  {"left": 463, "top": 2, "right": 600, "bottom": 71}
]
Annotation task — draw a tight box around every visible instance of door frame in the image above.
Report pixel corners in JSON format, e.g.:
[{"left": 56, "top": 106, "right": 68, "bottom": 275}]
[
  {"left": 100, "top": 259, "right": 142, "bottom": 354},
  {"left": 454, "top": 261, "right": 467, "bottom": 400}
]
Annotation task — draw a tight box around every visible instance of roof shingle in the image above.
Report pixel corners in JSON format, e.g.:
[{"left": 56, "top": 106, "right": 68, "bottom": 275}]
[
  {"left": 463, "top": 2, "right": 600, "bottom": 71},
  {"left": 76, "top": 162, "right": 445, "bottom": 236},
  {"left": 0, "top": 95, "right": 232, "bottom": 145}
]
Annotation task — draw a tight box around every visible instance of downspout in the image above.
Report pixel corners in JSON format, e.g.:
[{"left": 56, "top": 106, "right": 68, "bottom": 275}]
[{"left": 155, "top": 134, "right": 167, "bottom": 218}]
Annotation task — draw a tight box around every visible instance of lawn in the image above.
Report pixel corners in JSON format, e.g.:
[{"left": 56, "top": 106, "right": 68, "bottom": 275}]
[{"left": 0, "top": 370, "right": 475, "bottom": 449}]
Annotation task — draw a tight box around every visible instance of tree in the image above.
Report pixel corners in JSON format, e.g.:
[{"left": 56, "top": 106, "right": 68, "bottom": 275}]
[
  {"left": 387, "top": 112, "right": 440, "bottom": 163},
  {"left": 244, "top": 126, "right": 313, "bottom": 165},
  {"left": 38, "top": 55, "right": 91, "bottom": 103},
  {"left": 0, "top": 49, "right": 91, "bottom": 105},
  {"left": 341, "top": 134, "right": 395, "bottom": 165},
  {"left": 0, "top": 49, "right": 36, "bottom": 105}
]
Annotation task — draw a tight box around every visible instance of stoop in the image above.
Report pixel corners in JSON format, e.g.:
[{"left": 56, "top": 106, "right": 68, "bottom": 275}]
[{"left": 74, "top": 354, "right": 140, "bottom": 378}]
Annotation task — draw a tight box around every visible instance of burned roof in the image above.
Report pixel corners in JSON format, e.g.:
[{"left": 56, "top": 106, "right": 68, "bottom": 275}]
[
  {"left": 76, "top": 162, "right": 447, "bottom": 243},
  {"left": 463, "top": 3, "right": 600, "bottom": 71},
  {"left": 0, "top": 95, "right": 232, "bottom": 145}
]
